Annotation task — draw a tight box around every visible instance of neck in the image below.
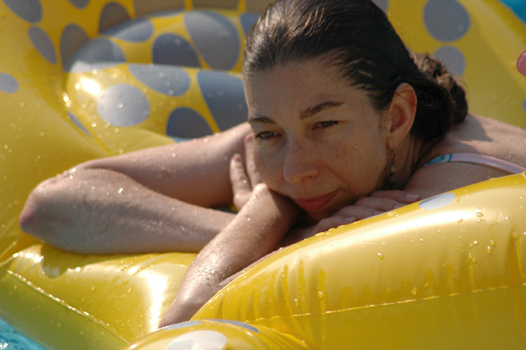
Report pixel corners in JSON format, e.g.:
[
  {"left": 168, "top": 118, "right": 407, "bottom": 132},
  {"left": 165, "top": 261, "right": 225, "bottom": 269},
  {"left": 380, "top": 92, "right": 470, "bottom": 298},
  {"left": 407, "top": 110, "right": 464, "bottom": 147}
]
[{"left": 391, "top": 134, "right": 426, "bottom": 190}]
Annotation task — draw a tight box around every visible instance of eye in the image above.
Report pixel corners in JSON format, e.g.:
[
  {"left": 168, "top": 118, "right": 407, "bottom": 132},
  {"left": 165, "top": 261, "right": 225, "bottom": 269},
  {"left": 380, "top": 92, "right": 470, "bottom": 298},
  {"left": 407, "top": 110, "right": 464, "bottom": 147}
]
[
  {"left": 314, "top": 121, "right": 338, "bottom": 129},
  {"left": 255, "top": 131, "right": 279, "bottom": 140}
]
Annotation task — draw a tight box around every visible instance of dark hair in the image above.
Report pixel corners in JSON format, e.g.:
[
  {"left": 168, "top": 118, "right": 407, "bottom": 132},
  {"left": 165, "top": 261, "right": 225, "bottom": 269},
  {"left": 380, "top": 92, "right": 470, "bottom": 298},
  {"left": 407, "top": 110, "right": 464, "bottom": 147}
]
[{"left": 244, "top": 0, "right": 468, "bottom": 146}]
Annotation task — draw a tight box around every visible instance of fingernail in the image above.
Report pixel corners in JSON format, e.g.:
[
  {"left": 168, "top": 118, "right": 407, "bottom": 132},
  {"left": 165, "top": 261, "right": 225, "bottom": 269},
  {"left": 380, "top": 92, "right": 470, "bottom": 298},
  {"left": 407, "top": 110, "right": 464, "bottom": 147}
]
[
  {"left": 405, "top": 193, "right": 419, "bottom": 199},
  {"left": 345, "top": 217, "right": 356, "bottom": 223}
]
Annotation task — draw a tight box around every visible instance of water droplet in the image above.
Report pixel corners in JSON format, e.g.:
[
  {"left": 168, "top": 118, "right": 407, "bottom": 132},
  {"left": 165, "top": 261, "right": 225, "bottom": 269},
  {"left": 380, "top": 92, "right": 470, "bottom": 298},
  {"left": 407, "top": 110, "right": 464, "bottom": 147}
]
[
  {"left": 377, "top": 252, "right": 384, "bottom": 260},
  {"left": 117, "top": 188, "right": 124, "bottom": 194},
  {"left": 317, "top": 290, "right": 325, "bottom": 299},
  {"left": 490, "top": 239, "right": 495, "bottom": 246},
  {"left": 91, "top": 286, "right": 96, "bottom": 292},
  {"left": 487, "top": 246, "right": 492, "bottom": 254},
  {"left": 117, "top": 103, "right": 123, "bottom": 108},
  {"left": 411, "top": 287, "right": 417, "bottom": 295},
  {"left": 512, "top": 232, "right": 521, "bottom": 239},
  {"left": 476, "top": 211, "right": 484, "bottom": 217}
]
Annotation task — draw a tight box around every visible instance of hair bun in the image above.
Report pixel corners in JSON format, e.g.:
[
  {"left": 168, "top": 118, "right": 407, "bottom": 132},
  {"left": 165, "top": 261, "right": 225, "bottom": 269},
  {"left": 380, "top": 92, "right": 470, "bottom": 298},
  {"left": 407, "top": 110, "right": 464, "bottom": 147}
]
[{"left": 413, "top": 53, "right": 468, "bottom": 124}]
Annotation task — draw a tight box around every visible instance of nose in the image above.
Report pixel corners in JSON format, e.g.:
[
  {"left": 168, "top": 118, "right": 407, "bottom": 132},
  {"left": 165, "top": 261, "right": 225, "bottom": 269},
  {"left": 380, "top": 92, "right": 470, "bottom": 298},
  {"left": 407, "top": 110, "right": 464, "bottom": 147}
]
[{"left": 283, "top": 139, "right": 318, "bottom": 185}]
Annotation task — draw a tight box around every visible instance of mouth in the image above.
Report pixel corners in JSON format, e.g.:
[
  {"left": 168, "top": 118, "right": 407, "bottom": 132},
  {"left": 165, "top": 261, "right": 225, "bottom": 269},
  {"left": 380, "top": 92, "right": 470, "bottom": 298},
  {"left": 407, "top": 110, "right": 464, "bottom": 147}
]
[{"left": 293, "top": 190, "right": 339, "bottom": 212}]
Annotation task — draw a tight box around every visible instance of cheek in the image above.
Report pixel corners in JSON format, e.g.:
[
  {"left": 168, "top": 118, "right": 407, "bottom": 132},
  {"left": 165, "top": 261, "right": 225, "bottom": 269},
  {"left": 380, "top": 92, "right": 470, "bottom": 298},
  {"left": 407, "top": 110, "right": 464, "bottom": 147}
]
[{"left": 253, "top": 147, "right": 281, "bottom": 186}]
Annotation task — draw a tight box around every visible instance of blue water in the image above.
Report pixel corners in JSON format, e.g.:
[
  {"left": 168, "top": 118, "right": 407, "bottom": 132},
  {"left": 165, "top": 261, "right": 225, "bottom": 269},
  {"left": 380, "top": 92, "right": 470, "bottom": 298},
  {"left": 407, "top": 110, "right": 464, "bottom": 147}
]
[
  {"left": 501, "top": 0, "right": 526, "bottom": 23},
  {"left": 0, "top": 317, "right": 46, "bottom": 350}
]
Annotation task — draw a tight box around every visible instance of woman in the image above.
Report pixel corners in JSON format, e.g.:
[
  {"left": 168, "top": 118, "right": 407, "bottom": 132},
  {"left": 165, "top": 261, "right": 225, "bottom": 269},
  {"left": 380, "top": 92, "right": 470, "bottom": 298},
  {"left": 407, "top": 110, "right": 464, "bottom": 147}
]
[{"left": 20, "top": 0, "right": 526, "bottom": 325}]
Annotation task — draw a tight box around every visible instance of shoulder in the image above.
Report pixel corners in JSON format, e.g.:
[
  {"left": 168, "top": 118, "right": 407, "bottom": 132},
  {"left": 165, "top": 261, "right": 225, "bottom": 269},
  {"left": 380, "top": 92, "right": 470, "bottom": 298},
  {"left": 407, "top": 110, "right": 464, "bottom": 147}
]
[
  {"left": 404, "top": 161, "right": 508, "bottom": 199},
  {"left": 422, "top": 114, "right": 526, "bottom": 167}
]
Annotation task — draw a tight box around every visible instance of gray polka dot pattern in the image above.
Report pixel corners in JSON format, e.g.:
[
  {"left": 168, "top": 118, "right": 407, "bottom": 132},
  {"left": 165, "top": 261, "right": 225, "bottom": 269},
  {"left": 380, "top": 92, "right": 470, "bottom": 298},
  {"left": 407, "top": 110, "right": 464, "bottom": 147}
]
[
  {"left": 29, "top": 26, "right": 57, "bottom": 64},
  {"left": 103, "top": 18, "right": 154, "bottom": 42},
  {"left": 167, "top": 107, "right": 213, "bottom": 138},
  {"left": 371, "top": 0, "right": 389, "bottom": 12},
  {"left": 148, "top": 9, "right": 183, "bottom": 17},
  {"left": 61, "top": 24, "right": 90, "bottom": 70},
  {"left": 64, "top": 38, "right": 126, "bottom": 72},
  {"left": 134, "top": 0, "right": 185, "bottom": 17},
  {"left": 153, "top": 34, "right": 200, "bottom": 68},
  {"left": 424, "top": 0, "right": 470, "bottom": 42},
  {"left": 98, "top": 84, "right": 150, "bottom": 126},
  {"left": 197, "top": 70, "right": 247, "bottom": 131},
  {"left": 240, "top": 13, "right": 259, "bottom": 36},
  {"left": 0, "top": 73, "right": 19, "bottom": 93},
  {"left": 68, "top": 112, "right": 91, "bottom": 135},
  {"left": 128, "top": 64, "right": 190, "bottom": 96},
  {"left": 185, "top": 11, "right": 240, "bottom": 71},
  {"left": 3, "top": 0, "right": 42, "bottom": 23},
  {"left": 434, "top": 46, "right": 466, "bottom": 76},
  {"left": 99, "top": 2, "right": 130, "bottom": 33},
  {"left": 69, "top": 0, "right": 90, "bottom": 9}
]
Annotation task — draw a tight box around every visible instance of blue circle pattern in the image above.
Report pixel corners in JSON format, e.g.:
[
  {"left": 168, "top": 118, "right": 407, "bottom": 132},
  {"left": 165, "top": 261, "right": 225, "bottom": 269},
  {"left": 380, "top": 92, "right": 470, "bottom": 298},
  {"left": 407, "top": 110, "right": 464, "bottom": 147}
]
[
  {"left": 103, "top": 17, "right": 154, "bottom": 42},
  {"left": 0, "top": 73, "right": 19, "bottom": 93},
  {"left": 99, "top": 2, "right": 130, "bottom": 33},
  {"left": 167, "top": 107, "right": 213, "bottom": 139},
  {"left": 67, "top": 112, "right": 91, "bottom": 136},
  {"left": 61, "top": 24, "right": 90, "bottom": 71},
  {"left": 433, "top": 46, "right": 466, "bottom": 76},
  {"left": 424, "top": 0, "right": 470, "bottom": 42},
  {"left": 128, "top": 64, "right": 190, "bottom": 96},
  {"left": 197, "top": 70, "right": 248, "bottom": 131},
  {"left": 153, "top": 34, "right": 201, "bottom": 68},
  {"left": 3, "top": 0, "right": 42, "bottom": 23},
  {"left": 419, "top": 193, "right": 456, "bottom": 210},
  {"left": 69, "top": 0, "right": 90, "bottom": 9},
  {"left": 240, "top": 13, "right": 259, "bottom": 36},
  {"left": 29, "top": 26, "right": 57, "bottom": 64},
  {"left": 184, "top": 11, "right": 240, "bottom": 71},
  {"left": 97, "top": 84, "right": 150, "bottom": 126},
  {"left": 64, "top": 38, "right": 126, "bottom": 72}
]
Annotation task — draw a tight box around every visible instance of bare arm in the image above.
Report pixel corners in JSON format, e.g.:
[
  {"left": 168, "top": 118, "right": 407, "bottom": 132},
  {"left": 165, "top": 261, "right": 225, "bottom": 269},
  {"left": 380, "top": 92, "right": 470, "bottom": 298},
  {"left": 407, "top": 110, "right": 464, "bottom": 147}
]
[
  {"left": 159, "top": 183, "right": 300, "bottom": 326},
  {"left": 19, "top": 123, "right": 252, "bottom": 254}
]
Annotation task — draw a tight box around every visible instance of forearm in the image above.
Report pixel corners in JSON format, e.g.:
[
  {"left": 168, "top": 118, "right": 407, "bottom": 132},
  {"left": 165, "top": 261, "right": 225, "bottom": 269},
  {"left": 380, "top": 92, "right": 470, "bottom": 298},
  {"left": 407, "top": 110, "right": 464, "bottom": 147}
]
[
  {"left": 20, "top": 168, "right": 235, "bottom": 254},
  {"left": 160, "top": 185, "right": 300, "bottom": 326}
]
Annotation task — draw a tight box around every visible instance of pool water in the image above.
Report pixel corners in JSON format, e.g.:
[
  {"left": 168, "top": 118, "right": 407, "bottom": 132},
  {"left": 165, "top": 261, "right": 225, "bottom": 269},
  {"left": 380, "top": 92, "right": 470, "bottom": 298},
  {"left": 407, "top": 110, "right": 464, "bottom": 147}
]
[{"left": 0, "top": 317, "right": 46, "bottom": 350}]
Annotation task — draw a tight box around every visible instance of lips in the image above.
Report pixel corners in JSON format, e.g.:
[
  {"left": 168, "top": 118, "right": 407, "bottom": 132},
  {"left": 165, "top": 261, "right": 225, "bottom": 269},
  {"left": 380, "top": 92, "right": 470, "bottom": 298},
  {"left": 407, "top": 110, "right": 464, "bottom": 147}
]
[{"left": 293, "top": 190, "right": 339, "bottom": 212}]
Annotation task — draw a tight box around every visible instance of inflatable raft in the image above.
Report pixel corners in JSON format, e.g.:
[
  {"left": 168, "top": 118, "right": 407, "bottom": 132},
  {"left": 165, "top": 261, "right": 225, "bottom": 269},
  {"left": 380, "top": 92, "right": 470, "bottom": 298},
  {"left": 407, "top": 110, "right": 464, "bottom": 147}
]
[{"left": 0, "top": 0, "right": 525, "bottom": 349}]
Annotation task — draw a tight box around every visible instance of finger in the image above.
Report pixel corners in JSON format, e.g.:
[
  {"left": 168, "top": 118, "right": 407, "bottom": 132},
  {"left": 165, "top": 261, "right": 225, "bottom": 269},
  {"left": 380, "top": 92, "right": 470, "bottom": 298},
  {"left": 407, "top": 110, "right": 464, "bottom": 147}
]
[
  {"left": 244, "top": 135, "right": 262, "bottom": 187},
  {"left": 333, "top": 204, "right": 385, "bottom": 220},
  {"left": 355, "top": 196, "right": 406, "bottom": 212},
  {"left": 229, "top": 154, "right": 251, "bottom": 196},
  {"left": 315, "top": 216, "right": 357, "bottom": 233},
  {"left": 369, "top": 190, "right": 419, "bottom": 203}
]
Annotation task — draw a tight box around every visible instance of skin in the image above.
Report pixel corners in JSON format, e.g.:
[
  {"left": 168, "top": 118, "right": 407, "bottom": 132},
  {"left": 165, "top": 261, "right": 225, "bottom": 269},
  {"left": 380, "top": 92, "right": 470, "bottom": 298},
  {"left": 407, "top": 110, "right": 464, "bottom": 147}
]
[{"left": 20, "top": 57, "right": 526, "bottom": 326}]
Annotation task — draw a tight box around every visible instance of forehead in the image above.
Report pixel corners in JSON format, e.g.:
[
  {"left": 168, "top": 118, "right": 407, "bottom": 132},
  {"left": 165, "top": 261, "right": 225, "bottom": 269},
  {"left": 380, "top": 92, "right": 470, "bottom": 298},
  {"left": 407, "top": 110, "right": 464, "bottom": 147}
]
[
  {"left": 245, "top": 59, "right": 347, "bottom": 98},
  {"left": 243, "top": 58, "right": 369, "bottom": 113}
]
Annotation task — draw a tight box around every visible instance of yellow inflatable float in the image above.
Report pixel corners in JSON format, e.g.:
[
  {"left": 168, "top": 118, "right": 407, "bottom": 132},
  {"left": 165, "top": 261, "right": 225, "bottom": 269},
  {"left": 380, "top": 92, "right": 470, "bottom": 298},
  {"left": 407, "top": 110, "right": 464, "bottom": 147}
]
[{"left": 0, "top": 0, "right": 525, "bottom": 349}]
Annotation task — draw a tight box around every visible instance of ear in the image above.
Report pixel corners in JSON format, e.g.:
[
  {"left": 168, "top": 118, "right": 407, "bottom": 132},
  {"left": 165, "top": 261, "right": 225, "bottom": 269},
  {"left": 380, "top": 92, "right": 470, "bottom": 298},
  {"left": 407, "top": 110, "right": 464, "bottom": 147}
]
[{"left": 384, "top": 83, "right": 417, "bottom": 150}]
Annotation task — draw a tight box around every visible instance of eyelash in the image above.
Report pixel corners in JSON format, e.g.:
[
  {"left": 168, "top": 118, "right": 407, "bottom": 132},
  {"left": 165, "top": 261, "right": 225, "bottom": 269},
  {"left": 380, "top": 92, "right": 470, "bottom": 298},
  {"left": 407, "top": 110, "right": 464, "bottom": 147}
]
[
  {"left": 315, "top": 121, "right": 338, "bottom": 129},
  {"left": 255, "top": 131, "right": 279, "bottom": 140},
  {"left": 255, "top": 121, "right": 339, "bottom": 141}
]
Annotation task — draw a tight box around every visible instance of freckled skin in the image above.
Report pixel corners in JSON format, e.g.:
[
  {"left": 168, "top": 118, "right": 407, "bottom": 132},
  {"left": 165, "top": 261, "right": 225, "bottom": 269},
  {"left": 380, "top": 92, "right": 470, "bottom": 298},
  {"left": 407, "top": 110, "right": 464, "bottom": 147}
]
[{"left": 245, "top": 60, "right": 390, "bottom": 220}]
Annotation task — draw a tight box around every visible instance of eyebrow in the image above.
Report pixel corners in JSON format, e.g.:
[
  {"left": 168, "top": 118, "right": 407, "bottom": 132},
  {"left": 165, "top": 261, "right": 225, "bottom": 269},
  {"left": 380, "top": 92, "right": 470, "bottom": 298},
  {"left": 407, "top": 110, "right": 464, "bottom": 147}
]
[{"left": 248, "top": 101, "right": 343, "bottom": 125}]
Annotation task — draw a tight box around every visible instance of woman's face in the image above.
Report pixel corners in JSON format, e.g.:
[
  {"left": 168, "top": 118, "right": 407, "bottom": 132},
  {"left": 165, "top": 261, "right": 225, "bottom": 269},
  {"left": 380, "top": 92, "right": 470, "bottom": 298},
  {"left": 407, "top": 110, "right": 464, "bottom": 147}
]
[{"left": 245, "top": 58, "right": 391, "bottom": 221}]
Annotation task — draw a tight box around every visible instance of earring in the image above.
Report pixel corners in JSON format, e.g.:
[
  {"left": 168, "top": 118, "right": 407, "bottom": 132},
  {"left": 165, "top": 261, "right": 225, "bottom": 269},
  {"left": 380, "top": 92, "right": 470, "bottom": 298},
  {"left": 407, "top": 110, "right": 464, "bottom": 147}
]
[{"left": 387, "top": 149, "right": 396, "bottom": 189}]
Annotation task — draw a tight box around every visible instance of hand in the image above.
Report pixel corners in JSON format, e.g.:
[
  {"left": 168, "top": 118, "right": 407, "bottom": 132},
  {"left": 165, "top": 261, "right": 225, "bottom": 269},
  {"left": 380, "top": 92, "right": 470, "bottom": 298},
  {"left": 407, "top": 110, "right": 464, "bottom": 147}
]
[
  {"left": 281, "top": 190, "right": 419, "bottom": 246},
  {"left": 229, "top": 135, "right": 262, "bottom": 210}
]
